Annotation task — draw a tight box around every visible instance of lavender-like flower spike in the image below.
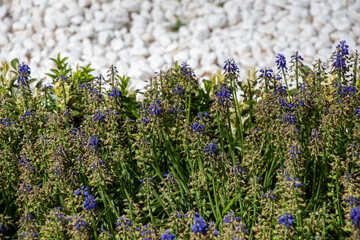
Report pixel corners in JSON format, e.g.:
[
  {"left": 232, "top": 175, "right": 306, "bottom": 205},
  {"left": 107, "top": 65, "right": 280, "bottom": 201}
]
[
  {"left": 191, "top": 215, "right": 207, "bottom": 234},
  {"left": 333, "top": 40, "right": 349, "bottom": 70},
  {"left": 17, "top": 62, "right": 31, "bottom": 88},
  {"left": 224, "top": 58, "right": 238, "bottom": 74},
  {"left": 350, "top": 206, "right": 360, "bottom": 229},
  {"left": 180, "top": 61, "right": 196, "bottom": 78},
  {"left": 161, "top": 230, "right": 176, "bottom": 240},
  {"left": 276, "top": 53, "right": 287, "bottom": 71},
  {"left": 259, "top": 68, "right": 274, "bottom": 78},
  {"left": 278, "top": 213, "right": 294, "bottom": 229}
]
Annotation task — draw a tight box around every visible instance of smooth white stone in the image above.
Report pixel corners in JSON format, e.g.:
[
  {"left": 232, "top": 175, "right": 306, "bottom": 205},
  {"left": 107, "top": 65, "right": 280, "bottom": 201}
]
[
  {"left": 0, "top": 5, "right": 8, "bottom": 20},
  {"left": 12, "top": 21, "right": 25, "bottom": 31},
  {"left": 115, "top": 60, "right": 130, "bottom": 75},
  {"left": 151, "top": 6, "right": 164, "bottom": 23},
  {"left": 107, "top": 13, "right": 129, "bottom": 27},
  {"left": 119, "top": 49, "right": 131, "bottom": 61},
  {"left": 122, "top": 33, "right": 133, "bottom": 45},
  {"left": 304, "top": 45, "right": 315, "bottom": 58},
  {"left": 0, "top": 35, "right": 8, "bottom": 45},
  {"left": 300, "top": 23, "right": 316, "bottom": 38},
  {"left": 23, "top": 38, "right": 38, "bottom": 51},
  {"left": 166, "top": 42, "right": 178, "bottom": 52},
  {"left": 71, "top": 15, "right": 84, "bottom": 25},
  {"left": 207, "top": 13, "right": 227, "bottom": 29},
  {"left": 158, "top": 34, "right": 171, "bottom": 48},
  {"left": 194, "top": 29, "right": 210, "bottom": 44},
  {"left": 94, "top": 22, "right": 115, "bottom": 32},
  {"left": 98, "top": 31, "right": 112, "bottom": 46},
  {"left": 0, "top": 19, "right": 11, "bottom": 33},
  {"left": 348, "top": 3, "right": 360, "bottom": 22},
  {"left": 147, "top": 54, "right": 165, "bottom": 70},
  {"left": 128, "top": 59, "right": 153, "bottom": 80},
  {"left": 105, "top": 51, "right": 118, "bottom": 64},
  {"left": 257, "top": 22, "right": 275, "bottom": 35},
  {"left": 188, "top": 58, "right": 199, "bottom": 69},
  {"left": 122, "top": 0, "right": 141, "bottom": 13},
  {"left": 142, "top": 33, "right": 154, "bottom": 45},
  {"left": 94, "top": 10, "right": 106, "bottom": 22},
  {"left": 110, "top": 38, "right": 125, "bottom": 52},
  {"left": 67, "top": 6, "right": 84, "bottom": 18},
  {"left": 331, "top": 14, "right": 351, "bottom": 32},
  {"left": 250, "top": 41, "right": 262, "bottom": 61},
  {"left": 163, "top": 53, "right": 173, "bottom": 65},
  {"left": 91, "top": 56, "right": 108, "bottom": 70},
  {"left": 178, "top": 26, "right": 190, "bottom": 37},
  {"left": 141, "top": 1, "right": 152, "bottom": 13},
  {"left": 352, "top": 24, "right": 360, "bottom": 36},
  {"left": 30, "top": 8, "right": 44, "bottom": 29},
  {"left": 173, "top": 50, "right": 189, "bottom": 63},
  {"left": 8, "top": 48, "right": 28, "bottom": 62},
  {"left": 45, "top": 38, "right": 56, "bottom": 48},
  {"left": 93, "top": 45, "right": 105, "bottom": 56},
  {"left": 54, "top": 12, "right": 70, "bottom": 27},
  {"left": 331, "top": 1, "right": 343, "bottom": 11},
  {"left": 78, "top": 0, "right": 91, "bottom": 8},
  {"left": 130, "top": 47, "right": 149, "bottom": 57},
  {"left": 200, "top": 52, "right": 217, "bottom": 66}
]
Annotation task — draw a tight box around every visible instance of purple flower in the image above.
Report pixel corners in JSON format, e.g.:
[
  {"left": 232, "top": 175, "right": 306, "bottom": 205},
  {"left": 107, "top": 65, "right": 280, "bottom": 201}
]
[
  {"left": 191, "top": 215, "right": 207, "bottom": 234},
  {"left": 191, "top": 122, "right": 205, "bottom": 133},
  {"left": 279, "top": 213, "right": 294, "bottom": 229},
  {"left": 109, "top": 88, "right": 122, "bottom": 98},
  {"left": 345, "top": 197, "right": 358, "bottom": 207},
  {"left": 223, "top": 58, "right": 238, "bottom": 74},
  {"left": 89, "top": 135, "right": 101, "bottom": 151},
  {"left": 204, "top": 141, "right": 218, "bottom": 156},
  {"left": 84, "top": 195, "right": 96, "bottom": 210},
  {"left": 259, "top": 68, "right": 273, "bottom": 78},
  {"left": 274, "top": 84, "right": 287, "bottom": 96},
  {"left": 333, "top": 40, "right": 349, "bottom": 70},
  {"left": 93, "top": 111, "right": 106, "bottom": 122},
  {"left": 161, "top": 230, "right": 176, "bottom": 240},
  {"left": 73, "top": 216, "right": 87, "bottom": 230},
  {"left": 180, "top": 61, "right": 196, "bottom": 78},
  {"left": 215, "top": 84, "right": 231, "bottom": 105},
  {"left": 291, "top": 53, "right": 304, "bottom": 61},
  {"left": 0, "top": 117, "right": 14, "bottom": 127},
  {"left": 350, "top": 206, "right": 360, "bottom": 229},
  {"left": 17, "top": 62, "right": 31, "bottom": 88},
  {"left": 172, "top": 83, "right": 184, "bottom": 95},
  {"left": 149, "top": 98, "right": 162, "bottom": 116},
  {"left": 283, "top": 112, "right": 297, "bottom": 125},
  {"left": 276, "top": 54, "right": 287, "bottom": 71}
]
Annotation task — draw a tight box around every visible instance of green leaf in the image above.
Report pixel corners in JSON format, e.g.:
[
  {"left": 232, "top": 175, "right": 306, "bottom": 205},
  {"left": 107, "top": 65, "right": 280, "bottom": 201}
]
[{"left": 10, "top": 58, "right": 19, "bottom": 70}]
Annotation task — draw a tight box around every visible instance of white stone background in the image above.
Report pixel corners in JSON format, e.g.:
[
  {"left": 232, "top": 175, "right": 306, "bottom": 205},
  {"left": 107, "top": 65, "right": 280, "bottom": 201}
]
[{"left": 0, "top": 0, "right": 359, "bottom": 92}]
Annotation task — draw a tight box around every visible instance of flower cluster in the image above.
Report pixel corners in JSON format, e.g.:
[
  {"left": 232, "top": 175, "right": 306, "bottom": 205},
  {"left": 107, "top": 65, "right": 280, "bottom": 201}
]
[
  {"left": 204, "top": 141, "right": 218, "bottom": 156},
  {"left": 278, "top": 213, "right": 294, "bottom": 229},
  {"left": 190, "top": 122, "right": 205, "bottom": 133},
  {"left": 161, "top": 230, "right": 176, "bottom": 240},
  {"left": 276, "top": 54, "right": 287, "bottom": 71},
  {"left": 350, "top": 206, "right": 360, "bottom": 229},
  {"left": 259, "top": 68, "right": 274, "bottom": 78},
  {"left": 180, "top": 61, "right": 196, "bottom": 78},
  {"left": 0, "top": 117, "right": 14, "bottom": 127},
  {"left": 333, "top": 40, "right": 349, "bottom": 70},
  {"left": 17, "top": 62, "right": 31, "bottom": 88},
  {"left": 191, "top": 214, "right": 207, "bottom": 234},
  {"left": 215, "top": 84, "right": 231, "bottom": 105},
  {"left": 109, "top": 88, "right": 122, "bottom": 98},
  {"left": 84, "top": 195, "right": 96, "bottom": 210},
  {"left": 223, "top": 58, "right": 238, "bottom": 74}
]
